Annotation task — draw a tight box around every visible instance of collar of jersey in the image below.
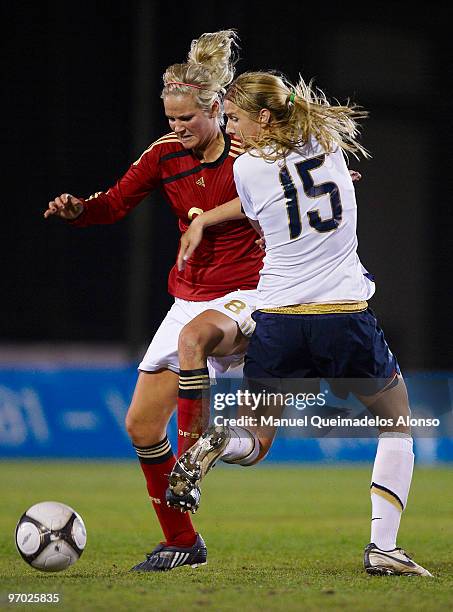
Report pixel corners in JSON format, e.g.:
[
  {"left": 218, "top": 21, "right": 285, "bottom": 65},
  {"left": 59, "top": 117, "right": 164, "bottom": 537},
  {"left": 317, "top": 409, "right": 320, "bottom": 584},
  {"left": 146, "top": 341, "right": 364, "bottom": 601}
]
[{"left": 190, "top": 129, "right": 230, "bottom": 168}]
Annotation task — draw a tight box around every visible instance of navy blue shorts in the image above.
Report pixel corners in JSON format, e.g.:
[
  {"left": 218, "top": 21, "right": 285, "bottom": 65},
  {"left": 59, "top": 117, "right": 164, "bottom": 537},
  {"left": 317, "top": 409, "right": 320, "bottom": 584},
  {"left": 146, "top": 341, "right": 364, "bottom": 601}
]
[{"left": 244, "top": 308, "right": 400, "bottom": 396}]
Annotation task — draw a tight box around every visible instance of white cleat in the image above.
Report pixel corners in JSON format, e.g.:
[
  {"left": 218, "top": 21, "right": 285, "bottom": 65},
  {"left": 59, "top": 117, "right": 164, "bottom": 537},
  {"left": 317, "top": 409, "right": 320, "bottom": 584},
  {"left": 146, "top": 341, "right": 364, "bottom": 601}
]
[{"left": 364, "top": 543, "right": 433, "bottom": 576}]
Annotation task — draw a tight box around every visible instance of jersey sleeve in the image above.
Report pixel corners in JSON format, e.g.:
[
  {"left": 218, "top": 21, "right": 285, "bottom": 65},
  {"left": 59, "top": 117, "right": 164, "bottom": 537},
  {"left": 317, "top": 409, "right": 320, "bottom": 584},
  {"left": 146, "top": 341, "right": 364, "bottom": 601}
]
[
  {"left": 233, "top": 160, "right": 257, "bottom": 221},
  {"left": 70, "top": 145, "right": 162, "bottom": 227}
]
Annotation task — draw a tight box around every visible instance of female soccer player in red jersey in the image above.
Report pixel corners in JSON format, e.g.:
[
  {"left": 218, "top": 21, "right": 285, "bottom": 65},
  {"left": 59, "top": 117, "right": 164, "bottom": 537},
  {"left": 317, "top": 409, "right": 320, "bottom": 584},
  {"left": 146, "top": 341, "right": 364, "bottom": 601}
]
[{"left": 44, "top": 30, "right": 263, "bottom": 572}]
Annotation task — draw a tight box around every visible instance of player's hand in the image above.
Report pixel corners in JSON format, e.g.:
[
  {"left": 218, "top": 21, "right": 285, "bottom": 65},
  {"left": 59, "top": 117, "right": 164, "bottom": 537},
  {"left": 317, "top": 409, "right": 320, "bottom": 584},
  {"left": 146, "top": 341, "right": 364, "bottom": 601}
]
[
  {"left": 44, "top": 193, "right": 84, "bottom": 220},
  {"left": 256, "top": 237, "right": 265, "bottom": 250},
  {"left": 255, "top": 237, "right": 266, "bottom": 251},
  {"left": 349, "top": 170, "right": 362, "bottom": 182},
  {"left": 177, "top": 216, "right": 204, "bottom": 271}
]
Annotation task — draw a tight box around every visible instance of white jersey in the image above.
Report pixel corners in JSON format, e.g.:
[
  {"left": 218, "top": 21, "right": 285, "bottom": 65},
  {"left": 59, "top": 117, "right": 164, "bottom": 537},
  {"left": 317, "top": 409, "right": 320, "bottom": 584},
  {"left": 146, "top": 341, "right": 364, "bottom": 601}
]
[{"left": 233, "top": 139, "right": 375, "bottom": 308}]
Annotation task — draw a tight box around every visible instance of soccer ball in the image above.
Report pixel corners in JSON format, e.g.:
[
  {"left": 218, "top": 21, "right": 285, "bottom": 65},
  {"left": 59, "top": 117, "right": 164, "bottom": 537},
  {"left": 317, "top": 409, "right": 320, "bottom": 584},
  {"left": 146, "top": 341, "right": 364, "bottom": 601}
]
[{"left": 15, "top": 501, "right": 87, "bottom": 572}]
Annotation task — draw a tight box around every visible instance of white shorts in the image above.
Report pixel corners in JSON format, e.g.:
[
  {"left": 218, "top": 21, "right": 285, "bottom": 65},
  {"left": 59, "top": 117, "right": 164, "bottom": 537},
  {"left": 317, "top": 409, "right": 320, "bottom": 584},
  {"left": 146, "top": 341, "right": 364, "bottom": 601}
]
[{"left": 138, "top": 289, "right": 257, "bottom": 377}]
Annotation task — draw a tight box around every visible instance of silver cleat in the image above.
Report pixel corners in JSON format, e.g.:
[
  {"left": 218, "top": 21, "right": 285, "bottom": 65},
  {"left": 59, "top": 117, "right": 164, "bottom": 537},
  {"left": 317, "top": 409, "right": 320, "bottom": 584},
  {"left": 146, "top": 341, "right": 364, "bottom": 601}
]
[{"left": 167, "top": 425, "right": 230, "bottom": 512}]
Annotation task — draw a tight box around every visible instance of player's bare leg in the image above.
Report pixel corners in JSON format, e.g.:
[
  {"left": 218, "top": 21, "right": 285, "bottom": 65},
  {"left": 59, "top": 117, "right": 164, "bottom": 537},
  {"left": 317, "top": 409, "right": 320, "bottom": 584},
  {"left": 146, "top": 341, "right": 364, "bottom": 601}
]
[
  {"left": 179, "top": 309, "right": 249, "bottom": 367},
  {"left": 125, "top": 370, "right": 205, "bottom": 570},
  {"left": 125, "top": 369, "right": 178, "bottom": 446},
  {"left": 358, "top": 374, "right": 411, "bottom": 436},
  {"left": 357, "top": 375, "right": 432, "bottom": 576}
]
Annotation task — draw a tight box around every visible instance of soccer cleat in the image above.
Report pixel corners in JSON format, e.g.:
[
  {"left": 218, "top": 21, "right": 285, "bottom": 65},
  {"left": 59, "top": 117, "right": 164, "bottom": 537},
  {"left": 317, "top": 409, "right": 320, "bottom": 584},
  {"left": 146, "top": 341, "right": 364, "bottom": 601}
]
[
  {"left": 364, "top": 543, "right": 433, "bottom": 576},
  {"left": 130, "top": 533, "right": 207, "bottom": 572},
  {"left": 165, "top": 485, "right": 201, "bottom": 514},
  {"left": 167, "top": 425, "right": 230, "bottom": 512}
]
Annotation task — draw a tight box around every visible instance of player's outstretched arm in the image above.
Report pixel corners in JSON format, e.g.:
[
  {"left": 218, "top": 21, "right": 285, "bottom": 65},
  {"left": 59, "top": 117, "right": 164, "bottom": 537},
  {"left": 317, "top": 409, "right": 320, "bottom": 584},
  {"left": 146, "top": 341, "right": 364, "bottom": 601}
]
[
  {"left": 177, "top": 197, "right": 244, "bottom": 271},
  {"left": 44, "top": 193, "right": 84, "bottom": 221}
]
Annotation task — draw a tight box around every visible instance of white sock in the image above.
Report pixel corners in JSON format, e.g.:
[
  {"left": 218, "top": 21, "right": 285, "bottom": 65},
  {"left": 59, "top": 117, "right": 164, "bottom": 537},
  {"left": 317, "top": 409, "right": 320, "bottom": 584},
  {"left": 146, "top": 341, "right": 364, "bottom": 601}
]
[
  {"left": 221, "top": 426, "right": 260, "bottom": 466},
  {"left": 370, "top": 433, "right": 414, "bottom": 551}
]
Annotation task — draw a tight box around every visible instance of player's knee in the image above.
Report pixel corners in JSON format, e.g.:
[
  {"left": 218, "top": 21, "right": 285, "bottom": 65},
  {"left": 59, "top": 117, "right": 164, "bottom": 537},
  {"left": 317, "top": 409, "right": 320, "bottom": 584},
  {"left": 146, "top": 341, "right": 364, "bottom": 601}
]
[
  {"left": 124, "top": 411, "right": 166, "bottom": 446},
  {"left": 178, "top": 323, "right": 222, "bottom": 362},
  {"left": 124, "top": 412, "right": 136, "bottom": 438}
]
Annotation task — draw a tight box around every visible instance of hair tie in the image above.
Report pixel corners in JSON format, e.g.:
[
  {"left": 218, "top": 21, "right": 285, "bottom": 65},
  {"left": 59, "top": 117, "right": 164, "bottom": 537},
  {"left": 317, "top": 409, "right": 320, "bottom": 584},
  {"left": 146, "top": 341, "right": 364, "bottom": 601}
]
[
  {"left": 289, "top": 92, "right": 296, "bottom": 104},
  {"left": 166, "top": 81, "right": 203, "bottom": 90}
]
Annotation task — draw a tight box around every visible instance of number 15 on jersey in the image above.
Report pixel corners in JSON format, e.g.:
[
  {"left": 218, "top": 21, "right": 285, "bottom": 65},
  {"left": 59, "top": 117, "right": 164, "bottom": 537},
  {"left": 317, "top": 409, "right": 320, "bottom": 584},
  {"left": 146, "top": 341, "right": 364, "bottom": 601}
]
[{"left": 279, "top": 154, "right": 342, "bottom": 239}]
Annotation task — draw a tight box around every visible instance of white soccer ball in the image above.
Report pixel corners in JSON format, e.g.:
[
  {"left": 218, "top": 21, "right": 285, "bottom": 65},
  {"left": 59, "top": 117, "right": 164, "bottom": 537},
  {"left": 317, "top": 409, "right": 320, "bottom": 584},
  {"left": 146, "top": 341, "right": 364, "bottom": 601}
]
[{"left": 15, "top": 501, "right": 87, "bottom": 572}]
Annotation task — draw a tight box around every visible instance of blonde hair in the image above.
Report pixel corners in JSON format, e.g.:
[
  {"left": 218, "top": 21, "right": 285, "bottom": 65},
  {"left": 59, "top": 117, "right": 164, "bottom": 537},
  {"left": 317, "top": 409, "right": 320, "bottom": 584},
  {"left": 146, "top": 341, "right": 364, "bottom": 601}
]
[
  {"left": 225, "top": 71, "right": 370, "bottom": 161},
  {"left": 162, "top": 30, "right": 239, "bottom": 125}
]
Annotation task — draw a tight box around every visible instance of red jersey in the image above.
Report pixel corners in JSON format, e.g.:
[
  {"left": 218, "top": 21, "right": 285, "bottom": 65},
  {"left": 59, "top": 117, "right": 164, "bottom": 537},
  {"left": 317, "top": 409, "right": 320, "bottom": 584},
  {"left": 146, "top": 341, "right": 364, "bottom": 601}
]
[{"left": 72, "top": 131, "right": 263, "bottom": 301}]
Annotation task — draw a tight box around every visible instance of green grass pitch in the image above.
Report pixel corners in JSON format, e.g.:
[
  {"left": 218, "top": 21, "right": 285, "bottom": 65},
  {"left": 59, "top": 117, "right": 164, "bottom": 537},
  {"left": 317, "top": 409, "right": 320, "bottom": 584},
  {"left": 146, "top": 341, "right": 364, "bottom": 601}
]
[{"left": 0, "top": 461, "right": 452, "bottom": 611}]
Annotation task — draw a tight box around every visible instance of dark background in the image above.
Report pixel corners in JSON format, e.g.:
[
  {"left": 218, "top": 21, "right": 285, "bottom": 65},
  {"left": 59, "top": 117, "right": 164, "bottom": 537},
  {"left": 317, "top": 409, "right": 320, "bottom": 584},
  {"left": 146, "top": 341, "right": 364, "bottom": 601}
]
[{"left": 3, "top": 1, "right": 451, "bottom": 369}]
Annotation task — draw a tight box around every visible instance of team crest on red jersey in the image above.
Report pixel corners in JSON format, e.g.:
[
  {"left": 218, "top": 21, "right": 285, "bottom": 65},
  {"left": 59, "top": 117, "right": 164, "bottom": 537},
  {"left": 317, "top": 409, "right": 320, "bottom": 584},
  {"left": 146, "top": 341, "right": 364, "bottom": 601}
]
[{"left": 196, "top": 177, "right": 206, "bottom": 187}]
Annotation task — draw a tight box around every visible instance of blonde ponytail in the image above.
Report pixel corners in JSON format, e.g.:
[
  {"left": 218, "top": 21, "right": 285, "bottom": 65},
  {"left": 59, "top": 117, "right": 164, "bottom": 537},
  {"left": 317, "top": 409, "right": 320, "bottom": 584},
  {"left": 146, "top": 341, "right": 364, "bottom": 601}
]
[
  {"left": 225, "top": 71, "right": 370, "bottom": 160},
  {"left": 162, "top": 29, "right": 240, "bottom": 124}
]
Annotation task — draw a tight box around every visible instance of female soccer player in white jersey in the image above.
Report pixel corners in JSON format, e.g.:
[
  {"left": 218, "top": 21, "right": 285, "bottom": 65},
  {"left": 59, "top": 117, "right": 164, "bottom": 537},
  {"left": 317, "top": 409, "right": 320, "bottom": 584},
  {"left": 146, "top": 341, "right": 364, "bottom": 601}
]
[{"left": 169, "top": 71, "right": 432, "bottom": 577}]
